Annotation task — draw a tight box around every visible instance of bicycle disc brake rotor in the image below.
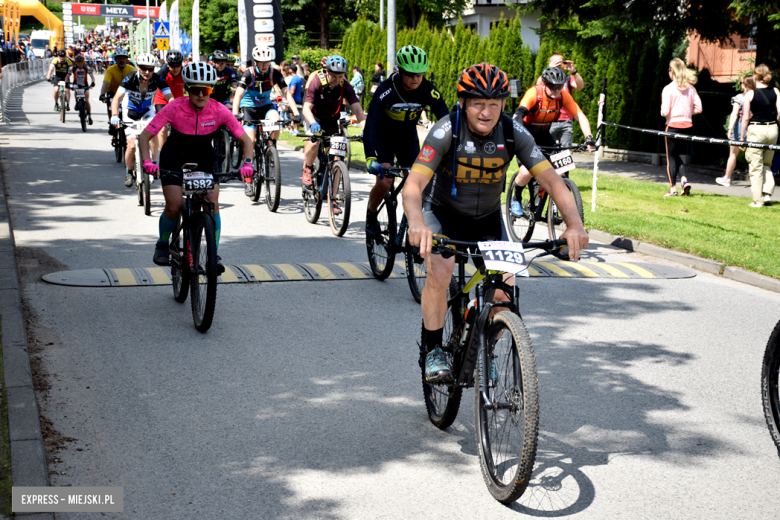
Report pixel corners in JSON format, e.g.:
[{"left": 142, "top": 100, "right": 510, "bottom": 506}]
[{"left": 508, "top": 385, "right": 524, "bottom": 426}]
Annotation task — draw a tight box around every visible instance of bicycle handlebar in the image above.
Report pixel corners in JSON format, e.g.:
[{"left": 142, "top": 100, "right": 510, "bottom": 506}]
[
  {"left": 431, "top": 237, "right": 567, "bottom": 257},
  {"left": 537, "top": 143, "right": 591, "bottom": 152},
  {"left": 307, "top": 134, "right": 362, "bottom": 142},
  {"left": 159, "top": 169, "right": 243, "bottom": 183}
]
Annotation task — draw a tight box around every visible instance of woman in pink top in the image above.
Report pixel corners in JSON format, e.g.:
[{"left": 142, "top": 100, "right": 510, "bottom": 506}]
[{"left": 660, "top": 58, "right": 703, "bottom": 197}]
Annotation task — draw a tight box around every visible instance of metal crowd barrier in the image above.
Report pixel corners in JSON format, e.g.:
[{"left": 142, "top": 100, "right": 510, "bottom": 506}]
[{"left": 0, "top": 59, "right": 53, "bottom": 123}]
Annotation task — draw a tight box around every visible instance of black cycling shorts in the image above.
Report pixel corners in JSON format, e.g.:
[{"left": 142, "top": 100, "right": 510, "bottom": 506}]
[
  {"left": 528, "top": 128, "right": 556, "bottom": 151},
  {"left": 423, "top": 203, "right": 508, "bottom": 269},
  {"left": 305, "top": 116, "right": 340, "bottom": 137},
  {"left": 154, "top": 104, "right": 167, "bottom": 114},
  {"left": 159, "top": 132, "right": 219, "bottom": 187},
  {"left": 374, "top": 130, "right": 420, "bottom": 167},
  {"left": 241, "top": 105, "right": 276, "bottom": 125}
]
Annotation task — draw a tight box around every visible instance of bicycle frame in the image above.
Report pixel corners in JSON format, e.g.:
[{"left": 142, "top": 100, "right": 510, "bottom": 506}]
[{"left": 375, "top": 167, "right": 412, "bottom": 253}]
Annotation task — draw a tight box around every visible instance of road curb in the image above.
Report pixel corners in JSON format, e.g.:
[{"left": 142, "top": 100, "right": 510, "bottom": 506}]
[
  {"left": 0, "top": 127, "right": 52, "bottom": 514},
  {"left": 587, "top": 229, "right": 780, "bottom": 293}
]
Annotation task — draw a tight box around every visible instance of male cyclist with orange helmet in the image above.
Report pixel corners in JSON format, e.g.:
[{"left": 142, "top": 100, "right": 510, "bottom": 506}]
[
  {"left": 508, "top": 66, "right": 595, "bottom": 216},
  {"left": 403, "top": 63, "right": 589, "bottom": 383}
]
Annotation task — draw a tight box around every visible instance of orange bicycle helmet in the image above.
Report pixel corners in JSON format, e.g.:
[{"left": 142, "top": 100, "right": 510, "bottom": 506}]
[{"left": 457, "top": 63, "right": 510, "bottom": 99}]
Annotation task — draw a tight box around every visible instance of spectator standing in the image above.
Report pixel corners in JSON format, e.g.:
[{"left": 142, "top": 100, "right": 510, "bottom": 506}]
[
  {"left": 44, "top": 45, "right": 52, "bottom": 58},
  {"left": 350, "top": 65, "right": 364, "bottom": 102},
  {"left": 369, "top": 62, "right": 384, "bottom": 97},
  {"left": 287, "top": 65, "right": 304, "bottom": 135},
  {"left": 535, "top": 53, "right": 584, "bottom": 147},
  {"left": 301, "top": 62, "right": 310, "bottom": 81},
  {"left": 718, "top": 76, "right": 755, "bottom": 187},
  {"left": 740, "top": 64, "right": 780, "bottom": 207},
  {"left": 660, "top": 58, "right": 702, "bottom": 197}
]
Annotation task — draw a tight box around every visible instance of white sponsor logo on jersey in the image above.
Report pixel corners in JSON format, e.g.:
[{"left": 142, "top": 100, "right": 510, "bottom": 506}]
[
  {"left": 464, "top": 141, "right": 476, "bottom": 154},
  {"left": 530, "top": 146, "right": 545, "bottom": 159},
  {"left": 433, "top": 128, "right": 446, "bottom": 139},
  {"left": 512, "top": 120, "right": 530, "bottom": 136}
]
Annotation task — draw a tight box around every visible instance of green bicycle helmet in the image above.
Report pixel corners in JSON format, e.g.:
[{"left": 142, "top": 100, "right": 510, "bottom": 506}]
[{"left": 396, "top": 45, "right": 428, "bottom": 74}]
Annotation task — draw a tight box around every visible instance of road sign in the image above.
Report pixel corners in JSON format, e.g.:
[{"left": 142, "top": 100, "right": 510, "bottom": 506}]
[
  {"left": 156, "top": 38, "right": 169, "bottom": 50},
  {"left": 154, "top": 22, "right": 169, "bottom": 37}
]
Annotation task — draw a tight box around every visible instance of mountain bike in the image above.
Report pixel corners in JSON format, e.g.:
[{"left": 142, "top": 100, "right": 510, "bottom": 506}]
[
  {"left": 213, "top": 123, "right": 232, "bottom": 174},
  {"left": 303, "top": 133, "right": 362, "bottom": 237},
  {"left": 762, "top": 318, "right": 780, "bottom": 452},
  {"left": 121, "top": 120, "right": 153, "bottom": 216},
  {"left": 241, "top": 117, "right": 284, "bottom": 212},
  {"left": 160, "top": 166, "right": 242, "bottom": 333},
  {"left": 422, "top": 236, "right": 567, "bottom": 503},
  {"left": 106, "top": 94, "right": 126, "bottom": 164},
  {"left": 365, "top": 165, "right": 426, "bottom": 303},
  {"left": 505, "top": 144, "right": 586, "bottom": 243},
  {"left": 57, "top": 80, "right": 67, "bottom": 123},
  {"left": 338, "top": 115, "right": 352, "bottom": 171},
  {"left": 68, "top": 84, "right": 90, "bottom": 132}
]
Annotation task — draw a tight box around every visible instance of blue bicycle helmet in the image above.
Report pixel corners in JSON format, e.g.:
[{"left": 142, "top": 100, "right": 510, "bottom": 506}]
[{"left": 326, "top": 55, "right": 348, "bottom": 74}]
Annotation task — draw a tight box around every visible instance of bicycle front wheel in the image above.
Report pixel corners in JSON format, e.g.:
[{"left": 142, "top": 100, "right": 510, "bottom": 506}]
[
  {"left": 135, "top": 165, "right": 144, "bottom": 207},
  {"left": 60, "top": 93, "right": 66, "bottom": 123},
  {"left": 170, "top": 219, "right": 189, "bottom": 303},
  {"left": 114, "top": 130, "right": 124, "bottom": 162},
  {"left": 762, "top": 319, "right": 780, "bottom": 451},
  {"left": 79, "top": 104, "right": 87, "bottom": 132},
  {"left": 506, "top": 172, "right": 535, "bottom": 243},
  {"left": 328, "top": 160, "right": 351, "bottom": 237},
  {"left": 474, "top": 311, "right": 539, "bottom": 504},
  {"left": 143, "top": 172, "right": 151, "bottom": 216},
  {"left": 342, "top": 126, "right": 351, "bottom": 171},
  {"left": 422, "top": 279, "right": 463, "bottom": 429},
  {"left": 189, "top": 213, "right": 219, "bottom": 333},
  {"left": 366, "top": 192, "right": 396, "bottom": 279},
  {"left": 251, "top": 151, "right": 263, "bottom": 202},
  {"left": 547, "top": 177, "right": 584, "bottom": 241},
  {"left": 404, "top": 233, "right": 426, "bottom": 304},
  {"left": 264, "top": 146, "right": 282, "bottom": 212}
]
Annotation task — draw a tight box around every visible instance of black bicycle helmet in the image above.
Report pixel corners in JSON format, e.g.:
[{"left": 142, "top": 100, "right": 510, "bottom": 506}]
[
  {"left": 540, "top": 66, "right": 567, "bottom": 86},
  {"left": 166, "top": 50, "right": 183, "bottom": 65},
  {"left": 457, "top": 63, "right": 510, "bottom": 99},
  {"left": 212, "top": 49, "right": 228, "bottom": 61},
  {"left": 57, "top": 50, "right": 66, "bottom": 57}
]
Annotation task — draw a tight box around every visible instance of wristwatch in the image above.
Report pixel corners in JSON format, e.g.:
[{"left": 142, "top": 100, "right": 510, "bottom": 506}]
[{"left": 243, "top": 158, "right": 252, "bottom": 165}]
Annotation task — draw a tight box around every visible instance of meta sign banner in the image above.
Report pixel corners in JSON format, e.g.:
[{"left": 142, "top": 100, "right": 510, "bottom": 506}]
[
  {"left": 66, "top": 3, "right": 160, "bottom": 19},
  {"left": 239, "top": 0, "right": 283, "bottom": 66}
]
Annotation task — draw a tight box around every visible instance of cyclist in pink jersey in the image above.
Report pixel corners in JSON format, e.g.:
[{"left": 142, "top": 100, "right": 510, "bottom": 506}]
[{"left": 138, "top": 62, "right": 255, "bottom": 271}]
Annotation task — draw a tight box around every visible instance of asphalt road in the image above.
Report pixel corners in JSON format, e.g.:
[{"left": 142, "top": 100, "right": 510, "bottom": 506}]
[{"left": 4, "top": 79, "right": 780, "bottom": 519}]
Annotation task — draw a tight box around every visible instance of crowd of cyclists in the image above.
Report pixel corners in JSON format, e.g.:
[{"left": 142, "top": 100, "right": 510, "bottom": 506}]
[{"left": 47, "top": 38, "right": 594, "bottom": 383}]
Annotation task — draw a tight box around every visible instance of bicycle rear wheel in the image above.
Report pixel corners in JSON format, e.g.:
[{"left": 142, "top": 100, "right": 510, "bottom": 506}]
[
  {"left": 422, "top": 279, "right": 463, "bottom": 429},
  {"left": 547, "top": 177, "right": 584, "bottom": 241},
  {"left": 506, "top": 172, "right": 535, "bottom": 243},
  {"left": 341, "top": 126, "right": 351, "bottom": 171},
  {"left": 143, "top": 172, "right": 151, "bottom": 216},
  {"left": 264, "top": 145, "right": 282, "bottom": 212},
  {"left": 230, "top": 136, "right": 243, "bottom": 169},
  {"left": 189, "top": 212, "right": 218, "bottom": 333},
  {"left": 366, "top": 192, "right": 396, "bottom": 279},
  {"left": 304, "top": 169, "right": 323, "bottom": 224},
  {"left": 135, "top": 164, "right": 143, "bottom": 207},
  {"left": 762, "top": 319, "right": 780, "bottom": 451},
  {"left": 404, "top": 233, "right": 426, "bottom": 304},
  {"left": 60, "top": 92, "right": 66, "bottom": 123},
  {"left": 251, "top": 151, "right": 263, "bottom": 203},
  {"left": 79, "top": 103, "right": 87, "bottom": 132},
  {"left": 170, "top": 220, "right": 189, "bottom": 303},
  {"left": 327, "top": 160, "right": 351, "bottom": 237},
  {"left": 474, "top": 311, "right": 539, "bottom": 504}
]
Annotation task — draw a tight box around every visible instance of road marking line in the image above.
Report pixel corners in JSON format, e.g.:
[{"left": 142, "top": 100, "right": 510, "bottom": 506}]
[
  {"left": 243, "top": 264, "right": 272, "bottom": 281},
  {"left": 526, "top": 265, "right": 542, "bottom": 277},
  {"left": 305, "top": 263, "right": 337, "bottom": 279},
  {"left": 582, "top": 262, "right": 629, "bottom": 278},
  {"left": 335, "top": 262, "right": 369, "bottom": 279},
  {"left": 220, "top": 267, "right": 239, "bottom": 283},
  {"left": 113, "top": 268, "right": 137, "bottom": 285},
  {"left": 275, "top": 264, "right": 305, "bottom": 280},
  {"left": 614, "top": 262, "right": 656, "bottom": 278},
  {"left": 146, "top": 267, "right": 171, "bottom": 285},
  {"left": 563, "top": 262, "right": 599, "bottom": 277},
  {"left": 534, "top": 261, "right": 572, "bottom": 277}
]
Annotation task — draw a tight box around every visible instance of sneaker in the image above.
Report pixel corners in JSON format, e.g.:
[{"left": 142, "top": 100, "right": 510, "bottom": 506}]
[
  {"left": 365, "top": 209, "right": 380, "bottom": 237},
  {"left": 663, "top": 188, "right": 678, "bottom": 197},
  {"left": 66, "top": 105, "right": 70, "bottom": 111},
  {"left": 244, "top": 181, "right": 253, "bottom": 197},
  {"left": 331, "top": 201, "right": 342, "bottom": 216},
  {"left": 749, "top": 201, "right": 764, "bottom": 208},
  {"left": 88, "top": 115, "right": 93, "bottom": 125},
  {"left": 302, "top": 165, "right": 313, "bottom": 188},
  {"left": 216, "top": 255, "right": 226, "bottom": 275},
  {"left": 715, "top": 176, "right": 731, "bottom": 187},
  {"left": 763, "top": 194, "right": 772, "bottom": 205},
  {"left": 510, "top": 200, "right": 524, "bottom": 217},
  {"left": 153, "top": 241, "right": 169, "bottom": 266},
  {"left": 424, "top": 347, "right": 453, "bottom": 383},
  {"left": 54, "top": 103, "right": 59, "bottom": 112},
  {"left": 124, "top": 172, "right": 134, "bottom": 188},
  {"left": 681, "top": 179, "right": 691, "bottom": 196}
]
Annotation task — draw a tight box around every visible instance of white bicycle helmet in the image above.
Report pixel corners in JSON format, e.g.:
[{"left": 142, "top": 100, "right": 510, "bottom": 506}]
[
  {"left": 182, "top": 62, "right": 218, "bottom": 85},
  {"left": 135, "top": 53, "right": 156, "bottom": 67},
  {"left": 252, "top": 45, "right": 275, "bottom": 63}
]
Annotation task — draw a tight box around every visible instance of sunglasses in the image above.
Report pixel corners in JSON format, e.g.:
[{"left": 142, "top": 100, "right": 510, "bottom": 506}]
[
  {"left": 186, "top": 85, "right": 212, "bottom": 96},
  {"left": 401, "top": 70, "right": 424, "bottom": 79},
  {"left": 139, "top": 66, "right": 154, "bottom": 72},
  {"left": 545, "top": 84, "right": 562, "bottom": 91}
]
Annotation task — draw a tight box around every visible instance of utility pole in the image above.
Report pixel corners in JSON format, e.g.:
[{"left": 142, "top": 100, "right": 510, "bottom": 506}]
[
  {"left": 387, "top": 0, "right": 395, "bottom": 71},
  {"left": 379, "top": 0, "right": 384, "bottom": 30},
  {"left": 145, "top": 0, "right": 150, "bottom": 53}
]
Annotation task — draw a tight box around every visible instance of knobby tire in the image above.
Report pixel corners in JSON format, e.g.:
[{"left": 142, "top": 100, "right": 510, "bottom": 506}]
[
  {"left": 265, "top": 146, "right": 282, "bottom": 212},
  {"left": 251, "top": 150, "right": 263, "bottom": 202},
  {"left": 327, "top": 160, "right": 351, "bottom": 237},
  {"left": 547, "top": 177, "right": 583, "bottom": 241},
  {"left": 762, "top": 319, "right": 780, "bottom": 452},
  {"left": 171, "top": 219, "right": 190, "bottom": 303},
  {"left": 506, "top": 172, "right": 535, "bottom": 243},
  {"left": 189, "top": 212, "right": 218, "bottom": 333},
  {"left": 367, "top": 192, "right": 396, "bottom": 279},
  {"left": 404, "top": 233, "right": 426, "bottom": 304}
]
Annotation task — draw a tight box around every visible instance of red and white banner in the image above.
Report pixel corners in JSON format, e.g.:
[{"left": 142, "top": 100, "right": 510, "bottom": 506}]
[
  {"left": 71, "top": 3, "right": 101, "bottom": 16},
  {"left": 66, "top": 3, "right": 159, "bottom": 19}
]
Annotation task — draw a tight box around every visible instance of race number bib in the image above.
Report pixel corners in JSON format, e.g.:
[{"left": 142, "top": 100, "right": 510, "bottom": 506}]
[
  {"left": 329, "top": 135, "right": 348, "bottom": 157},
  {"left": 478, "top": 240, "right": 529, "bottom": 277},
  {"left": 75, "top": 88, "right": 86, "bottom": 97},
  {"left": 260, "top": 119, "right": 279, "bottom": 132},
  {"left": 183, "top": 172, "right": 215, "bottom": 194},
  {"left": 549, "top": 150, "right": 575, "bottom": 175}
]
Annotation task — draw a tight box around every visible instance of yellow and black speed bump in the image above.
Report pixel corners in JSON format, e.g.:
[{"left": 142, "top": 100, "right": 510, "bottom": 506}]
[{"left": 41, "top": 261, "right": 694, "bottom": 287}]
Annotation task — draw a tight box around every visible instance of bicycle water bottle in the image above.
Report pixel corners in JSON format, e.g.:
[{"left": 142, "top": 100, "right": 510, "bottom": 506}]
[{"left": 459, "top": 299, "right": 478, "bottom": 349}]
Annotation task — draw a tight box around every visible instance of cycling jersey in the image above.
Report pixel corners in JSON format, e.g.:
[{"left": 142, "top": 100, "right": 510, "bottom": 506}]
[
  {"left": 147, "top": 97, "right": 246, "bottom": 178},
  {"left": 52, "top": 58, "right": 73, "bottom": 79},
  {"left": 238, "top": 67, "right": 286, "bottom": 109},
  {"left": 364, "top": 74, "right": 449, "bottom": 166},
  {"left": 68, "top": 65, "right": 92, "bottom": 87},
  {"left": 517, "top": 85, "right": 581, "bottom": 134},
  {"left": 212, "top": 66, "right": 237, "bottom": 104},
  {"left": 103, "top": 63, "right": 136, "bottom": 95},
  {"left": 535, "top": 73, "right": 578, "bottom": 121},
  {"left": 117, "top": 71, "right": 172, "bottom": 115},
  {"left": 411, "top": 109, "right": 552, "bottom": 217},
  {"left": 304, "top": 72, "right": 359, "bottom": 121},
  {"left": 153, "top": 64, "right": 186, "bottom": 105}
]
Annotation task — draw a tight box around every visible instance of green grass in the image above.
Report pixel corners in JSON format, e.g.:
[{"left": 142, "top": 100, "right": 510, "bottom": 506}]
[
  {"left": 278, "top": 125, "right": 368, "bottom": 165},
  {"left": 568, "top": 169, "right": 780, "bottom": 279}
]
